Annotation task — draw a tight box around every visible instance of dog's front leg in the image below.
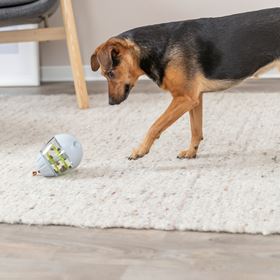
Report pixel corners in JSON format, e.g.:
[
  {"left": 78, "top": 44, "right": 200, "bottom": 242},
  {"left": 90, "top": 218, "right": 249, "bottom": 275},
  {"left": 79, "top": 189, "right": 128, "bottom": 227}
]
[
  {"left": 178, "top": 94, "right": 203, "bottom": 159},
  {"left": 128, "top": 96, "right": 199, "bottom": 160}
]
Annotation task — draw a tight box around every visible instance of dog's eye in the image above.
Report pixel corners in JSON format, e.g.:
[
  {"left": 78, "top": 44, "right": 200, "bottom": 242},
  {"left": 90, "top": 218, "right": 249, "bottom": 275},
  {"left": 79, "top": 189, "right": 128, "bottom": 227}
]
[{"left": 107, "top": 70, "right": 114, "bottom": 79}]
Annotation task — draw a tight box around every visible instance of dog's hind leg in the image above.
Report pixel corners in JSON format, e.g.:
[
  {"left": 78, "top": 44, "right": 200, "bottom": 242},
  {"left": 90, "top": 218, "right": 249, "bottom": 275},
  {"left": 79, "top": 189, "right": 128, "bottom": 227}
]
[
  {"left": 128, "top": 95, "right": 199, "bottom": 160},
  {"left": 177, "top": 94, "right": 203, "bottom": 159}
]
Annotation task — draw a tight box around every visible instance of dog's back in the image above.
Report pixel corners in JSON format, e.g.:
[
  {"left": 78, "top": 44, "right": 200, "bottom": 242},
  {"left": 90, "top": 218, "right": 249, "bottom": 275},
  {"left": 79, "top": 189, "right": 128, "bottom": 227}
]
[
  {"left": 120, "top": 8, "right": 280, "bottom": 82},
  {"left": 197, "top": 8, "right": 280, "bottom": 80}
]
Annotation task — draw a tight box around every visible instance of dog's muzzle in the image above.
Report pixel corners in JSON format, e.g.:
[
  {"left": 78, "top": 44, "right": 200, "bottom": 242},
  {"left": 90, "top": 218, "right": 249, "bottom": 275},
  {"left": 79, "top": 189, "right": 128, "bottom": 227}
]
[
  {"left": 109, "top": 96, "right": 121, "bottom": 105},
  {"left": 109, "top": 84, "right": 132, "bottom": 105}
]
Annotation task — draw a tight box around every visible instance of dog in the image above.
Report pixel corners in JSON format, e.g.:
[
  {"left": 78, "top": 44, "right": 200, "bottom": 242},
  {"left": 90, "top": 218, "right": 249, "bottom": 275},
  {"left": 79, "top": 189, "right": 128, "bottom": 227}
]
[{"left": 91, "top": 8, "right": 280, "bottom": 160}]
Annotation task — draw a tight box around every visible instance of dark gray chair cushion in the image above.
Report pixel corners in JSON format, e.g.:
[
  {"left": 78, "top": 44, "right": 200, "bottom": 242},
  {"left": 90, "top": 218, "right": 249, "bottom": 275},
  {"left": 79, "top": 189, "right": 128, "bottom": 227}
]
[
  {"left": 0, "top": 1, "right": 37, "bottom": 8},
  {"left": 0, "top": 0, "right": 59, "bottom": 27}
]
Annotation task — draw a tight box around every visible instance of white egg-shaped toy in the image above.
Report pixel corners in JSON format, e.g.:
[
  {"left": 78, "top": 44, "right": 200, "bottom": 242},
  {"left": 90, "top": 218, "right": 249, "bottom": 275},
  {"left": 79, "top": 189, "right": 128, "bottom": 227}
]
[{"left": 34, "top": 134, "right": 83, "bottom": 177}]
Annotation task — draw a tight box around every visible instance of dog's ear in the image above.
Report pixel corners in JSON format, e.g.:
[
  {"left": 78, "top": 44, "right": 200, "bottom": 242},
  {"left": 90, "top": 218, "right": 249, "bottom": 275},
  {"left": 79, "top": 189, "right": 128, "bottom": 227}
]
[
  {"left": 91, "top": 43, "right": 107, "bottom": 71},
  {"left": 91, "top": 51, "right": 100, "bottom": 71},
  {"left": 91, "top": 38, "right": 134, "bottom": 72},
  {"left": 91, "top": 46, "right": 120, "bottom": 72},
  {"left": 110, "top": 47, "right": 121, "bottom": 67}
]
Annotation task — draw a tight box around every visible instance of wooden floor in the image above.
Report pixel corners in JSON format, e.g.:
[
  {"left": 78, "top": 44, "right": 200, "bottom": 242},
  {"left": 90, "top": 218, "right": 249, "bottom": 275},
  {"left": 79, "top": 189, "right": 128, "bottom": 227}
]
[
  {"left": 1, "top": 79, "right": 280, "bottom": 279},
  {"left": 0, "top": 224, "right": 280, "bottom": 280}
]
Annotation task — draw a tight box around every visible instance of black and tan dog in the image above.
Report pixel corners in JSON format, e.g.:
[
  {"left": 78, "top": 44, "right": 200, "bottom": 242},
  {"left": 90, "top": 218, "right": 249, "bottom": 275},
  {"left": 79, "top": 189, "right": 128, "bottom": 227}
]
[{"left": 91, "top": 8, "right": 280, "bottom": 160}]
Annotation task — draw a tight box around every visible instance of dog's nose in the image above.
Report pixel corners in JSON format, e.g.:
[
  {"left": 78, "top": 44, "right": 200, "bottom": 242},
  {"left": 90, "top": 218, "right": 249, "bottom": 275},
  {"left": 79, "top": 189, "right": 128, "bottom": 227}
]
[
  {"left": 109, "top": 97, "right": 116, "bottom": 105},
  {"left": 109, "top": 97, "right": 121, "bottom": 105}
]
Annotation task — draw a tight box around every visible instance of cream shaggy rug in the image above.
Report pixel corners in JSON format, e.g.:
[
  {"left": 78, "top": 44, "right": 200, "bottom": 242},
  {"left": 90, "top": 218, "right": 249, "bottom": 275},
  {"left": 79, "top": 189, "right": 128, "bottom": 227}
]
[{"left": 1, "top": 89, "right": 280, "bottom": 235}]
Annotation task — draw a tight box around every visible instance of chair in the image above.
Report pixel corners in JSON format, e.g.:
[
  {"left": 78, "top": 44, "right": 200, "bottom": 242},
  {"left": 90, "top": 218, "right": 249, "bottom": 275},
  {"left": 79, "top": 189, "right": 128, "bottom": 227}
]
[{"left": 0, "top": 0, "right": 89, "bottom": 109}]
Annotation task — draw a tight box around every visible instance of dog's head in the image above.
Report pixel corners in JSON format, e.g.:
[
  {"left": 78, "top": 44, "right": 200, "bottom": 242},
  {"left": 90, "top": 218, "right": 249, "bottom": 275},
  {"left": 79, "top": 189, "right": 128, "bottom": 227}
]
[{"left": 91, "top": 38, "right": 144, "bottom": 105}]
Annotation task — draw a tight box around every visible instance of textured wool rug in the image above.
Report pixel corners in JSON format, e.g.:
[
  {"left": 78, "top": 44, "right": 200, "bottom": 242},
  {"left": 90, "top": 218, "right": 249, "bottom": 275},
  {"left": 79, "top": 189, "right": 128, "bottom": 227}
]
[{"left": 1, "top": 89, "right": 280, "bottom": 235}]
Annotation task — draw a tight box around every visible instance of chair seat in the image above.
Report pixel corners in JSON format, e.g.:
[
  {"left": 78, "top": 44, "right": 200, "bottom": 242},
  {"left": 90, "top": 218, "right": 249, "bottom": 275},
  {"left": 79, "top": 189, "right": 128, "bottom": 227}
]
[
  {"left": 0, "top": 1, "right": 37, "bottom": 8},
  {"left": 0, "top": 0, "right": 58, "bottom": 27}
]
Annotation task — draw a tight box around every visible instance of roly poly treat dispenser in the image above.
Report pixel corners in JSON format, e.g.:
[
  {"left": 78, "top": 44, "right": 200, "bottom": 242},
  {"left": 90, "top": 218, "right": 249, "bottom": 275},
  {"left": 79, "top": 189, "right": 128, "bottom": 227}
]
[{"left": 33, "top": 134, "right": 83, "bottom": 177}]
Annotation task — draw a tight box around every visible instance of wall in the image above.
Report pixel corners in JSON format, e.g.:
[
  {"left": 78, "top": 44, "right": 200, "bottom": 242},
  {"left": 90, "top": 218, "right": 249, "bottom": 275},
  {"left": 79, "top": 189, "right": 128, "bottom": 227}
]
[{"left": 40, "top": 0, "right": 280, "bottom": 80}]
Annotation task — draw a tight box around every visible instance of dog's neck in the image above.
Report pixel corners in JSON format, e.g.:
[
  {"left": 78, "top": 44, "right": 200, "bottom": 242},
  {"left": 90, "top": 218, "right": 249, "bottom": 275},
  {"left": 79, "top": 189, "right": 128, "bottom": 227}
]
[
  {"left": 118, "top": 34, "right": 168, "bottom": 87},
  {"left": 138, "top": 51, "right": 165, "bottom": 86}
]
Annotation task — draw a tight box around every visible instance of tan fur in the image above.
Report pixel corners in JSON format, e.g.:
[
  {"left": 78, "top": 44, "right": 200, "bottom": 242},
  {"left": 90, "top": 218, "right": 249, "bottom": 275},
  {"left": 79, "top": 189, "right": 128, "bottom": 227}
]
[
  {"left": 161, "top": 65, "right": 189, "bottom": 94},
  {"left": 177, "top": 95, "right": 203, "bottom": 159},
  {"left": 161, "top": 63, "right": 200, "bottom": 97},
  {"left": 196, "top": 73, "right": 241, "bottom": 93},
  {"left": 129, "top": 63, "right": 201, "bottom": 160},
  {"left": 91, "top": 38, "right": 144, "bottom": 103},
  {"left": 129, "top": 66, "right": 245, "bottom": 160},
  {"left": 129, "top": 94, "right": 200, "bottom": 160}
]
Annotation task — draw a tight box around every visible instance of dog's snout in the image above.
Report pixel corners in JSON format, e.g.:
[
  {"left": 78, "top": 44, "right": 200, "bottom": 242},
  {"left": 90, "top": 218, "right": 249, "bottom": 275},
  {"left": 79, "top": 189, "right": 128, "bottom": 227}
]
[
  {"left": 109, "top": 96, "right": 122, "bottom": 105},
  {"left": 109, "top": 96, "right": 116, "bottom": 105},
  {"left": 109, "top": 84, "right": 133, "bottom": 105}
]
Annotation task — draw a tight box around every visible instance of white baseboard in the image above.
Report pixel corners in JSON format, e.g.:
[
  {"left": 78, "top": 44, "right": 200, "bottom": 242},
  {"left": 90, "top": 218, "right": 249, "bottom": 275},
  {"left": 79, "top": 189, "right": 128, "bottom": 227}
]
[
  {"left": 40, "top": 65, "right": 280, "bottom": 82},
  {"left": 40, "top": 65, "right": 105, "bottom": 82}
]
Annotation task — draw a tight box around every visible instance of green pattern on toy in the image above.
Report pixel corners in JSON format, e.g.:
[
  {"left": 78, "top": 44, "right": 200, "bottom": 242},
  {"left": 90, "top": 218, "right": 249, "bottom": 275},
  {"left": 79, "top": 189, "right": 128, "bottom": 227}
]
[
  {"left": 42, "top": 138, "right": 73, "bottom": 175},
  {"left": 34, "top": 134, "right": 83, "bottom": 177}
]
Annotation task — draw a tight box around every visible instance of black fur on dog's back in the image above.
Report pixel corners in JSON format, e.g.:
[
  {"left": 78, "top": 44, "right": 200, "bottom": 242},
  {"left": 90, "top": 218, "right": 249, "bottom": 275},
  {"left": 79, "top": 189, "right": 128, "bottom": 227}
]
[{"left": 119, "top": 8, "right": 280, "bottom": 85}]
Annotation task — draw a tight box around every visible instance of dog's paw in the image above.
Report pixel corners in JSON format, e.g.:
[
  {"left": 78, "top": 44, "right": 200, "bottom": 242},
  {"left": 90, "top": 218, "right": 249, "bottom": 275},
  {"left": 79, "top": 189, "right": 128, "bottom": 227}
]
[
  {"left": 128, "top": 147, "right": 148, "bottom": 160},
  {"left": 177, "top": 149, "right": 197, "bottom": 159}
]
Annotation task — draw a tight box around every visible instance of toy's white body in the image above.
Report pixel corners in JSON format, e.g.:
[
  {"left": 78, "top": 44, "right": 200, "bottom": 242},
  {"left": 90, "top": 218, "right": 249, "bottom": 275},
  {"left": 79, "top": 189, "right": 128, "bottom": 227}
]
[{"left": 35, "top": 134, "right": 83, "bottom": 177}]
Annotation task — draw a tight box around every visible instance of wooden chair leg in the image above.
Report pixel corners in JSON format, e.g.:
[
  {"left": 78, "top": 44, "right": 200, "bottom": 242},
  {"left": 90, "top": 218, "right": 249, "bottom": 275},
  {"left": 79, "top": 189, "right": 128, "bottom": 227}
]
[{"left": 60, "top": 0, "right": 89, "bottom": 109}]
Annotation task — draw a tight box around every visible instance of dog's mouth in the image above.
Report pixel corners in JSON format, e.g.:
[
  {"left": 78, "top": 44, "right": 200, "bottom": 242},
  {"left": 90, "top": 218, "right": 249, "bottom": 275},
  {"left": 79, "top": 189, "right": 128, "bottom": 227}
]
[
  {"left": 124, "top": 83, "right": 132, "bottom": 99},
  {"left": 109, "top": 84, "right": 133, "bottom": 105}
]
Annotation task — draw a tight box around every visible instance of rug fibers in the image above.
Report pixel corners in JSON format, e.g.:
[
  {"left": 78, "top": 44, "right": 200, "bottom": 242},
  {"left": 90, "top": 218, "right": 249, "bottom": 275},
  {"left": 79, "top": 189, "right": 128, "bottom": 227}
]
[{"left": 1, "top": 90, "right": 280, "bottom": 234}]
